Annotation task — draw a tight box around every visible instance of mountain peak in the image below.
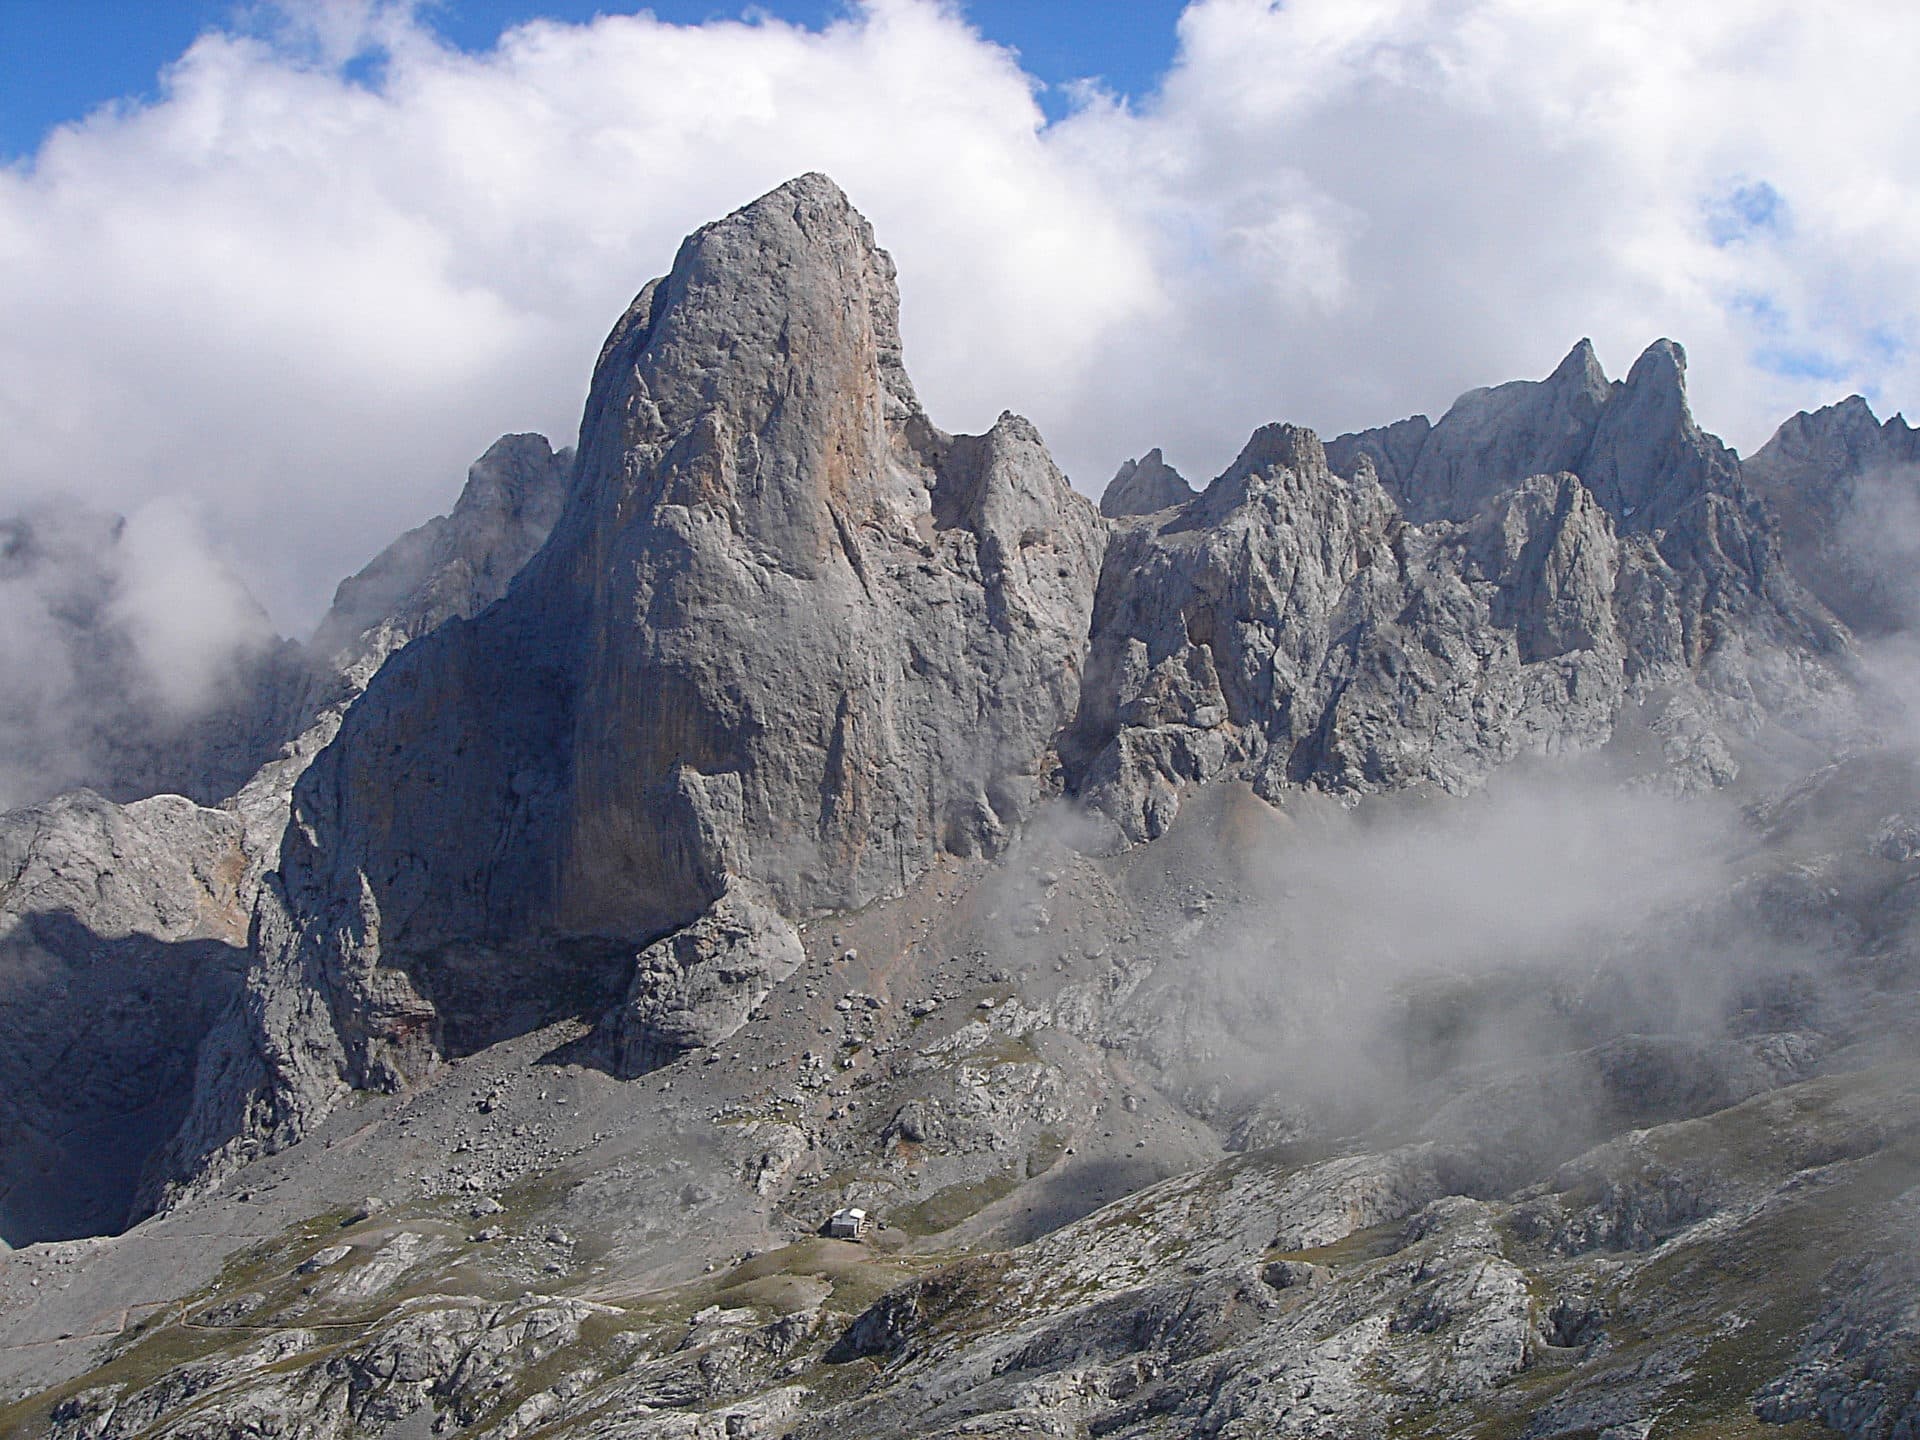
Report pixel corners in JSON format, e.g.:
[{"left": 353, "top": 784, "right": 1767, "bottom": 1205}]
[
  {"left": 311, "top": 433, "right": 571, "bottom": 672},
  {"left": 1219, "top": 422, "right": 1328, "bottom": 487},
  {"left": 1745, "top": 390, "right": 1920, "bottom": 633},
  {"left": 1100, "top": 447, "right": 1196, "bottom": 517},
  {"left": 237, "top": 175, "right": 1106, "bottom": 1100},
  {"left": 1375, "top": 341, "right": 1612, "bottom": 522},
  {"left": 574, "top": 173, "right": 920, "bottom": 571},
  {"left": 7, "top": 176, "right": 1908, "bottom": 1440},
  {"left": 1548, "top": 336, "right": 1607, "bottom": 390},
  {"left": 756, "top": 168, "right": 848, "bottom": 206},
  {"left": 1623, "top": 337, "right": 1688, "bottom": 398}
]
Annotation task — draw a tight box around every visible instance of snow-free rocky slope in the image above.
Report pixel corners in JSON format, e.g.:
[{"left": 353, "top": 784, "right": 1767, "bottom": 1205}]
[{"left": 1, "top": 175, "right": 1917, "bottom": 1439}]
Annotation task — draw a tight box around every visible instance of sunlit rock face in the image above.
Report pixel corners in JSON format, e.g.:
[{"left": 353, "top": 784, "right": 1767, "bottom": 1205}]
[
  {"left": 10, "top": 173, "right": 1920, "bottom": 1440},
  {"left": 1329, "top": 337, "right": 1611, "bottom": 525},
  {"left": 1071, "top": 344, "right": 1854, "bottom": 841},
  {"left": 254, "top": 173, "right": 1105, "bottom": 1100}
]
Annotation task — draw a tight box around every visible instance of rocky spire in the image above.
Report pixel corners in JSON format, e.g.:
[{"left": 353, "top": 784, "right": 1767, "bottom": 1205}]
[
  {"left": 310, "top": 432, "right": 572, "bottom": 676},
  {"left": 1576, "top": 339, "right": 1727, "bottom": 530},
  {"left": 1100, "top": 448, "right": 1196, "bottom": 518},
  {"left": 1361, "top": 338, "right": 1614, "bottom": 523},
  {"left": 225, "top": 174, "right": 1104, "bottom": 1113},
  {"left": 568, "top": 172, "right": 923, "bottom": 579},
  {"left": 1745, "top": 394, "right": 1920, "bottom": 634}
]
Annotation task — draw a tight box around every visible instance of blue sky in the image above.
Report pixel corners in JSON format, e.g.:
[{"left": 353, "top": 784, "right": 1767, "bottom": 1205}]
[{"left": 0, "top": 1, "right": 1188, "bottom": 158}]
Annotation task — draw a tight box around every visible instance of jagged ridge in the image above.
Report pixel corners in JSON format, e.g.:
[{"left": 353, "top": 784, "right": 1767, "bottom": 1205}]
[
  {"left": 3, "top": 177, "right": 1918, "bottom": 1440},
  {"left": 158, "top": 176, "right": 1866, "bottom": 1193}
]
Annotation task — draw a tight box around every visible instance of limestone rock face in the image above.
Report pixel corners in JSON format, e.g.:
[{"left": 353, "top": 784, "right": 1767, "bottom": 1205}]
[
  {"left": 1099, "top": 448, "right": 1195, "bottom": 517},
  {"left": 14, "top": 174, "right": 1920, "bottom": 1440},
  {"left": 1336, "top": 340, "right": 1842, "bottom": 674},
  {"left": 0, "top": 432, "right": 580, "bottom": 1229},
  {"left": 0, "top": 791, "right": 249, "bottom": 1243},
  {"left": 1343, "top": 339, "right": 1611, "bottom": 524},
  {"left": 245, "top": 174, "right": 1103, "bottom": 1113},
  {"left": 1333, "top": 338, "right": 1749, "bottom": 539},
  {"left": 608, "top": 884, "right": 805, "bottom": 1076},
  {"left": 84, "top": 436, "right": 591, "bottom": 1213},
  {"left": 1321, "top": 413, "right": 1431, "bottom": 500},
  {"left": 124, "top": 183, "right": 1859, "bottom": 1209},
  {"left": 1063, "top": 430, "right": 1620, "bottom": 838},
  {"left": 1744, "top": 395, "right": 1920, "bottom": 635},
  {"left": 1066, "top": 374, "right": 1851, "bottom": 840},
  {"left": 311, "top": 433, "right": 573, "bottom": 682}
]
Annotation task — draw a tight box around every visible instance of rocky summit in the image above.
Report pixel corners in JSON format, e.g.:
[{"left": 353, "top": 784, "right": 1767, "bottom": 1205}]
[{"left": 1, "top": 174, "right": 1917, "bottom": 1440}]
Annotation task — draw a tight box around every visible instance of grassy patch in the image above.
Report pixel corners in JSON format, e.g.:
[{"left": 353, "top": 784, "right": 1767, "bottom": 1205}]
[
  {"left": 961, "top": 1034, "right": 1042, "bottom": 1069},
  {"left": 698, "top": 1237, "right": 949, "bottom": 1319},
  {"left": 1265, "top": 1219, "right": 1406, "bottom": 1271},
  {"left": 888, "top": 1168, "right": 1021, "bottom": 1237},
  {"left": 1025, "top": 1130, "right": 1067, "bottom": 1179}
]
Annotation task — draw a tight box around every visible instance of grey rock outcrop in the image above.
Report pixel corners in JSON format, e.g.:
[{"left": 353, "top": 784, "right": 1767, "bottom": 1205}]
[
  {"left": 0, "top": 791, "right": 249, "bottom": 1243},
  {"left": 608, "top": 884, "right": 805, "bottom": 1076},
  {"left": 152, "top": 188, "right": 1873, "bottom": 1195},
  {"left": 1099, "top": 448, "right": 1195, "bottom": 517},
  {"left": 1370, "top": 342, "right": 1814, "bottom": 634},
  {"left": 1331, "top": 337, "right": 1757, "bottom": 539},
  {"left": 1334, "top": 340, "right": 1840, "bottom": 653},
  {"left": 1322, "top": 413, "right": 1431, "bottom": 500},
  {"left": 311, "top": 432, "right": 573, "bottom": 681},
  {"left": 1744, "top": 395, "right": 1920, "bottom": 635},
  {"left": 198, "top": 174, "right": 1104, "bottom": 1154},
  {"left": 1067, "top": 347, "right": 1853, "bottom": 840},
  {"left": 46, "top": 1293, "right": 617, "bottom": 1440},
  {"left": 1337, "top": 338, "right": 1611, "bottom": 523}
]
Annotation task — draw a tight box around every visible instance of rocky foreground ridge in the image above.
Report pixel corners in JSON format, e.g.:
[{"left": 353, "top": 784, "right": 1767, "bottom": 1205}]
[{"left": 1, "top": 175, "right": 1918, "bottom": 1438}]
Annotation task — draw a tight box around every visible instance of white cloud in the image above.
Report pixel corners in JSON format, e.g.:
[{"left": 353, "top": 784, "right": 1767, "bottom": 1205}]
[
  {"left": 0, "top": 0, "right": 1916, "bottom": 655},
  {"left": 0, "top": 496, "right": 279, "bottom": 809},
  {"left": 108, "top": 497, "right": 277, "bottom": 717},
  {"left": 1042, "top": 0, "right": 1920, "bottom": 483}
]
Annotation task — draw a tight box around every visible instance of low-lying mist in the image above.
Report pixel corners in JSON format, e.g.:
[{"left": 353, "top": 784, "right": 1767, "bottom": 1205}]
[
  {"left": 1043, "top": 736, "right": 1917, "bottom": 1181},
  {"left": 0, "top": 497, "right": 284, "bottom": 810},
  {"left": 1073, "top": 454, "right": 1920, "bottom": 1174}
]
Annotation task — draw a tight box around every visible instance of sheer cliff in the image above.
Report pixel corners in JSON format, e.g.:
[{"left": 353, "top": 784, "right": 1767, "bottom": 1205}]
[
  {"left": 2, "top": 175, "right": 1918, "bottom": 1440},
  {"left": 166, "top": 176, "right": 1867, "bottom": 1201},
  {"left": 197, "top": 174, "right": 1106, "bottom": 1160}
]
